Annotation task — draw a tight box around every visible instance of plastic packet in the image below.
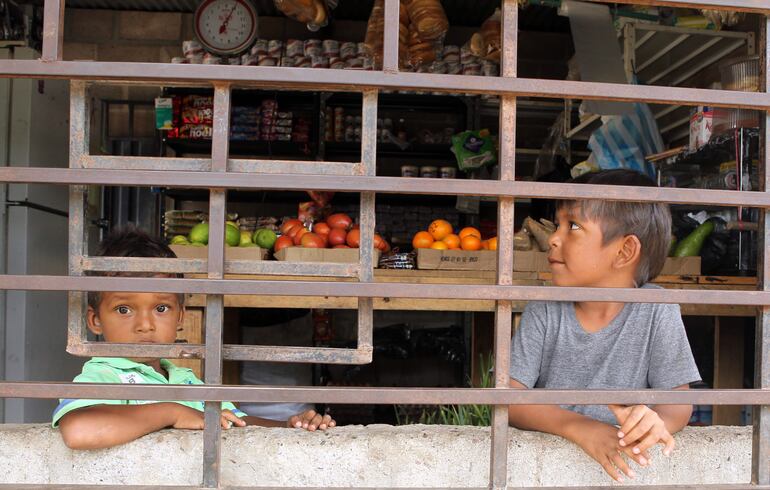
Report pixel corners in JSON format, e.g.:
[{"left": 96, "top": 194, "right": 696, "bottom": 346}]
[{"left": 450, "top": 129, "right": 497, "bottom": 172}]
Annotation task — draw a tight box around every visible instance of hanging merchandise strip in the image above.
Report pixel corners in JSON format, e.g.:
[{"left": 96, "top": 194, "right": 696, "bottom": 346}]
[{"left": 0, "top": 0, "right": 769, "bottom": 488}]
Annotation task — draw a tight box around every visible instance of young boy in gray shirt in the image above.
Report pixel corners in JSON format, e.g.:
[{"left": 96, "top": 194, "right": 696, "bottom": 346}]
[{"left": 509, "top": 169, "right": 701, "bottom": 483}]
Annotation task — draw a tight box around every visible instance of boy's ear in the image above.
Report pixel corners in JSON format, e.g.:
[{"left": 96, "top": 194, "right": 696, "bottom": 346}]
[
  {"left": 615, "top": 234, "right": 642, "bottom": 271},
  {"left": 86, "top": 306, "right": 103, "bottom": 336}
]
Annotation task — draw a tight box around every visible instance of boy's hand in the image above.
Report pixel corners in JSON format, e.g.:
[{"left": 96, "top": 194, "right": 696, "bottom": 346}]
[
  {"left": 610, "top": 404, "right": 675, "bottom": 458},
  {"left": 171, "top": 404, "right": 245, "bottom": 430},
  {"left": 287, "top": 409, "right": 336, "bottom": 432},
  {"left": 571, "top": 418, "right": 651, "bottom": 483}
]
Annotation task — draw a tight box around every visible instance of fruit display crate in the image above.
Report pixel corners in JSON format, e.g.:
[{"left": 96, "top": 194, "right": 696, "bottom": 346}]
[
  {"left": 275, "top": 247, "right": 382, "bottom": 264},
  {"left": 169, "top": 245, "right": 267, "bottom": 261}
]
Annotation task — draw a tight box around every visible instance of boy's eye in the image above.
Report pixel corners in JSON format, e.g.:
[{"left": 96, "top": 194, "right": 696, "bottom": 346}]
[
  {"left": 569, "top": 222, "right": 581, "bottom": 231},
  {"left": 156, "top": 304, "right": 170, "bottom": 313},
  {"left": 116, "top": 306, "right": 131, "bottom": 314}
]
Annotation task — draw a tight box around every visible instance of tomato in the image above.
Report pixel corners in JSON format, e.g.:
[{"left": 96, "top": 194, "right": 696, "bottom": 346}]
[
  {"left": 274, "top": 235, "right": 294, "bottom": 252},
  {"left": 280, "top": 219, "right": 303, "bottom": 234},
  {"left": 300, "top": 233, "right": 326, "bottom": 248},
  {"left": 326, "top": 213, "right": 353, "bottom": 230},
  {"left": 313, "top": 222, "right": 331, "bottom": 236},
  {"left": 346, "top": 228, "right": 361, "bottom": 248},
  {"left": 293, "top": 228, "right": 310, "bottom": 245},
  {"left": 285, "top": 223, "right": 304, "bottom": 239},
  {"left": 327, "top": 227, "right": 347, "bottom": 246}
]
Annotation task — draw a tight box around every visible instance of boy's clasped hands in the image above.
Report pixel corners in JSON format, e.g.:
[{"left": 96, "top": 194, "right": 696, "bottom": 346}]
[
  {"left": 172, "top": 405, "right": 336, "bottom": 432},
  {"left": 576, "top": 404, "right": 675, "bottom": 482}
]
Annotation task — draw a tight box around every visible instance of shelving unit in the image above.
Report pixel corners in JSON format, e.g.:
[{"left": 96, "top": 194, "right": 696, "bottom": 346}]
[{"left": 564, "top": 21, "right": 756, "bottom": 145}]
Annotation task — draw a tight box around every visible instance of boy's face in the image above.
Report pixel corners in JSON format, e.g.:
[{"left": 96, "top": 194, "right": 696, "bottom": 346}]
[
  {"left": 87, "top": 291, "right": 183, "bottom": 351},
  {"left": 548, "top": 205, "right": 628, "bottom": 288}
]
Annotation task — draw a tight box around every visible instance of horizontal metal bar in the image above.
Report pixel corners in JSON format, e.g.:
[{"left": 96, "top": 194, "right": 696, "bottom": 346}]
[
  {"left": 223, "top": 345, "right": 372, "bottom": 364},
  {"left": 82, "top": 155, "right": 212, "bottom": 171},
  {"left": 4, "top": 167, "right": 770, "bottom": 208},
  {"left": 1, "top": 62, "right": 769, "bottom": 109},
  {"left": 228, "top": 159, "right": 362, "bottom": 176},
  {"left": 82, "top": 257, "right": 359, "bottom": 277},
  {"left": 5, "top": 275, "right": 770, "bottom": 305},
  {"left": 4, "top": 486, "right": 768, "bottom": 490},
  {"left": 67, "top": 341, "right": 205, "bottom": 359},
  {"left": 2, "top": 382, "right": 770, "bottom": 405}
]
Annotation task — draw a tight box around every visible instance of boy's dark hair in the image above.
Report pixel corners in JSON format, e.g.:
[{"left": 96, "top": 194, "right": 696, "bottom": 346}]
[
  {"left": 88, "top": 226, "right": 184, "bottom": 310},
  {"left": 557, "top": 169, "right": 671, "bottom": 286}
]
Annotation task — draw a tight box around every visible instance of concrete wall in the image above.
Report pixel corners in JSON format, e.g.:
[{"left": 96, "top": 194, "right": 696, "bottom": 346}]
[{"left": 0, "top": 424, "right": 751, "bottom": 487}]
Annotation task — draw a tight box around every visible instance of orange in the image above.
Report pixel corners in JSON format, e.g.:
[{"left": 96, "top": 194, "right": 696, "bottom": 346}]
[
  {"left": 430, "top": 241, "right": 449, "bottom": 250},
  {"left": 442, "top": 233, "right": 461, "bottom": 249},
  {"left": 487, "top": 236, "right": 498, "bottom": 251},
  {"left": 458, "top": 227, "right": 481, "bottom": 240},
  {"left": 460, "top": 235, "right": 483, "bottom": 251},
  {"left": 428, "top": 219, "right": 453, "bottom": 240},
  {"left": 481, "top": 239, "right": 489, "bottom": 250},
  {"left": 449, "top": 247, "right": 461, "bottom": 250},
  {"left": 412, "top": 231, "right": 435, "bottom": 249}
]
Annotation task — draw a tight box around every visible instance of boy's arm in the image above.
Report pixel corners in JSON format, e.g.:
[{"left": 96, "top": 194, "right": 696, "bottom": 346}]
[
  {"left": 508, "top": 378, "right": 648, "bottom": 482},
  {"left": 58, "top": 402, "right": 195, "bottom": 449},
  {"left": 651, "top": 385, "right": 693, "bottom": 433}
]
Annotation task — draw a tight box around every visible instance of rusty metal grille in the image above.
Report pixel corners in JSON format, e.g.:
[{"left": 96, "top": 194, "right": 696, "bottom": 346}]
[{"left": 0, "top": 0, "right": 769, "bottom": 488}]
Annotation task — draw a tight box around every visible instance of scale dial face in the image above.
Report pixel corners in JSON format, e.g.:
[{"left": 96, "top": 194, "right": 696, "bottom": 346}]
[{"left": 194, "top": 0, "right": 258, "bottom": 55}]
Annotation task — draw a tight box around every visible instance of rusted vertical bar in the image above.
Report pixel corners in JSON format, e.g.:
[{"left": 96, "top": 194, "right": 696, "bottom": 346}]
[
  {"left": 490, "top": 1, "right": 518, "bottom": 488},
  {"left": 382, "top": 0, "right": 400, "bottom": 73},
  {"left": 41, "top": 0, "right": 65, "bottom": 62},
  {"left": 753, "top": 15, "right": 770, "bottom": 486},
  {"left": 202, "top": 83, "right": 230, "bottom": 488},
  {"left": 67, "top": 81, "right": 90, "bottom": 351},
  {"left": 357, "top": 89, "right": 377, "bottom": 356}
]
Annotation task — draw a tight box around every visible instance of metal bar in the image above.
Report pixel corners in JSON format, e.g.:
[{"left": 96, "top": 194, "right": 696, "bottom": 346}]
[
  {"left": 2, "top": 383, "right": 770, "bottom": 406},
  {"left": 67, "top": 81, "right": 90, "bottom": 352},
  {"left": 3, "top": 63, "right": 770, "bottom": 109},
  {"left": 490, "top": 2, "right": 517, "bottom": 487},
  {"left": 7, "top": 168, "right": 770, "bottom": 207},
  {"left": 2, "top": 485, "right": 770, "bottom": 490},
  {"left": 225, "top": 344, "right": 372, "bottom": 364},
  {"left": 634, "top": 30, "right": 656, "bottom": 50},
  {"left": 753, "top": 16, "right": 770, "bottom": 485},
  {"left": 81, "top": 257, "right": 360, "bottom": 277},
  {"left": 203, "top": 298, "right": 223, "bottom": 488},
  {"left": 67, "top": 341, "right": 374, "bottom": 364},
  {"left": 228, "top": 159, "right": 361, "bottom": 176},
  {"left": 83, "top": 155, "right": 212, "bottom": 172},
  {"left": 202, "top": 83, "right": 230, "bottom": 488},
  {"left": 382, "top": 0, "right": 400, "bottom": 73},
  {"left": 6, "top": 275, "right": 770, "bottom": 305},
  {"left": 41, "top": 0, "right": 65, "bottom": 62}
]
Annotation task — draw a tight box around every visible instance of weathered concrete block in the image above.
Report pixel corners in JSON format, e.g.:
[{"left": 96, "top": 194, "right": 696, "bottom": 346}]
[
  {"left": 0, "top": 424, "right": 751, "bottom": 487},
  {"left": 64, "top": 9, "right": 115, "bottom": 43},
  {"left": 118, "top": 11, "right": 182, "bottom": 42},
  {"left": 62, "top": 42, "right": 97, "bottom": 61}
]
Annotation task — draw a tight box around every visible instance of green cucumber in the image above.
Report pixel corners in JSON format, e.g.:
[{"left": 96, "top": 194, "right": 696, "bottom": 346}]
[{"left": 673, "top": 220, "right": 715, "bottom": 257}]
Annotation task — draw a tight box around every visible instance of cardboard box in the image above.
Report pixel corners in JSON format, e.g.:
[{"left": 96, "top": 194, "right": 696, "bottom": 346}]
[
  {"left": 417, "top": 249, "right": 497, "bottom": 271},
  {"left": 275, "top": 247, "right": 381, "bottom": 264},
  {"left": 169, "top": 244, "right": 266, "bottom": 260},
  {"left": 513, "top": 250, "right": 550, "bottom": 272},
  {"left": 659, "top": 256, "right": 701, "bottom": 276}
]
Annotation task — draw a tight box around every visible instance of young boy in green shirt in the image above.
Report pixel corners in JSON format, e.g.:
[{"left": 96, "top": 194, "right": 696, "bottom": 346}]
[{"left": 53, "top": 227, "right": 335, "bottom": 449}]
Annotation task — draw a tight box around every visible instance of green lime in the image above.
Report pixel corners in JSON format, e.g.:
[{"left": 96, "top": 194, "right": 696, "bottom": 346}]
[
  {"left": 225, "top": 223, "right": 240, "bottom": 247},
  {"left": 239, "top": 230, "right": 253, "bottom": 247},
  {"left": 253, "top": 228, "right": 278, "bottom": 249},
  {"left": 188, "top": 222, "right": 209, "bottom": 244},
  {"left": 170, "top": 235, "right": 190, "bottom": 245},
  {"left": 240, "top": 242, "right": 258, "bottom": 247},
  {"left": 190, "top": 241, "right": 205, "bottom": 247}
]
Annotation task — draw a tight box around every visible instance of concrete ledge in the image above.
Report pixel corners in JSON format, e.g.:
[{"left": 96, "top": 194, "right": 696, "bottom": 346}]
[{"left": 0, "top": 424, "right": 750, "bottom": 487}]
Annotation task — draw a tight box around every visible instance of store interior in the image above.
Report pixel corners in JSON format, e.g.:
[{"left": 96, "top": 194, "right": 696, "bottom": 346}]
[{"left": 1, "top": 0, "right": 765, "bottom": 426}]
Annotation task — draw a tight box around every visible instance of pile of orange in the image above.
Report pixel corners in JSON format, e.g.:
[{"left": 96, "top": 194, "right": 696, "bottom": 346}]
[{"left": 412, "top": 220, "right": 490, "bottom": 251}]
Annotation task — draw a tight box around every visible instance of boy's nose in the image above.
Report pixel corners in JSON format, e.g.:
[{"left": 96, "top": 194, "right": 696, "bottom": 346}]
[
  {"left": 547, "top": 231, "right": 560, "bottom": 249},
  {"left": 135, "top": 313, "right": 155, "bottom": 332}
]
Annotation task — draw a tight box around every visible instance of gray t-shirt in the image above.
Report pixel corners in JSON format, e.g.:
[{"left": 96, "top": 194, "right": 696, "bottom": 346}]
[{"left": 509, "top": 285, "right": 701, "bottom": 425}]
